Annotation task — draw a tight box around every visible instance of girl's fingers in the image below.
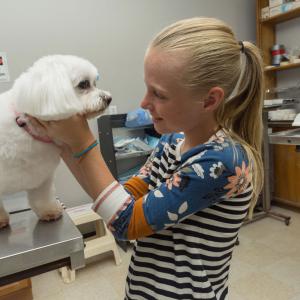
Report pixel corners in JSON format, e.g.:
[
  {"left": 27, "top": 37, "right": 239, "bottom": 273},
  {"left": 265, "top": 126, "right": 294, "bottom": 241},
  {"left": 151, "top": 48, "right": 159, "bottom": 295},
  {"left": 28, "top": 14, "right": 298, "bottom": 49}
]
[
  {"left": 27, "top": 115, "right": 46, "bottom": 129},
  {"left": 29, "top": 117, "right": 54, "bottom": 131},
  {"left": 35, "top": 119, "right": 50, "bottom": 128},
  {"left": 26, "top": 114, "right": 91, "bottom": 146}
]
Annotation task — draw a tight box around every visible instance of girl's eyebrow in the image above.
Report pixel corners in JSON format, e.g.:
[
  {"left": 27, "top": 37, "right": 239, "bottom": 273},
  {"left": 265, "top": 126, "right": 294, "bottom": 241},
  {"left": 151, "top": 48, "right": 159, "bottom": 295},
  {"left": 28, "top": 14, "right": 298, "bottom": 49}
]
[
  {"left": 147, "top": 83, "right": 168, "bottom": 94},
  {"left": 144, "top": 77, "right": 169, "bottom": 93}
]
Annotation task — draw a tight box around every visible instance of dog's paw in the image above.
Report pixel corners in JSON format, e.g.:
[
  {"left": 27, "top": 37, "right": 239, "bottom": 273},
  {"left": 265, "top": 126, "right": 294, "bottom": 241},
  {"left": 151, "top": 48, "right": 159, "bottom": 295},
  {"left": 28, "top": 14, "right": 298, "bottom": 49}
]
[
  {"left": 0, "top": 211, "right": 9, "bottom": 229},
  {"left": 38, "top": 201, "right": 63, "bottom": 222},
  {"left": 40, "top": 211, "right": 62, "bottom": 222},
  {"left": 0, "top": 218, "right": 9, "bottom": 229}
]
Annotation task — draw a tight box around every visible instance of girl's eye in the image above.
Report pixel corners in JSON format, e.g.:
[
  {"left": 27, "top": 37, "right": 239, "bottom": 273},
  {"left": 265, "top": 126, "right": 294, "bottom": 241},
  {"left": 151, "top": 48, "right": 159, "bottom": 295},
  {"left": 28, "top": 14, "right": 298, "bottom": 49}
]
[
  {"left": 153, "top": 90, "right": 166, "bottom": 99},
  {"left": 78, "top": 80, "right": 90, "bottom": 90}
]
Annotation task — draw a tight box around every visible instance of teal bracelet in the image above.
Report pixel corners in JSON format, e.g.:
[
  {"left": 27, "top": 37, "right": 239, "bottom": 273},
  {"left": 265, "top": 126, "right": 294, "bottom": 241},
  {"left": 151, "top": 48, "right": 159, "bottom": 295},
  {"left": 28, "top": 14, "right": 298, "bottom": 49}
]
[{"left": 73, "top": 140, "right": 99, "bottom": 158}]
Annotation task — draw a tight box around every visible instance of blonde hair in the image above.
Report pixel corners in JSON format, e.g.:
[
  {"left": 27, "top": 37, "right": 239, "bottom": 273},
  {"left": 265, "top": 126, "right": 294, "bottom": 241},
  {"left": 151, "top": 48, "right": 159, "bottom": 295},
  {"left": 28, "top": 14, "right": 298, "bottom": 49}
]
[{"left": 150, "top": 17, "right": 264, "bottom": 218}]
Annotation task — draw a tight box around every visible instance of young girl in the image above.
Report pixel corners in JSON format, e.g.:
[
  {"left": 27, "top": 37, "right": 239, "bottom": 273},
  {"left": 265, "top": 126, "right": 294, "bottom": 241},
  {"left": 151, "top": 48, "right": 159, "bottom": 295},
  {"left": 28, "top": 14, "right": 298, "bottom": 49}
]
[{"left": 33, "top": 17, "right": 264, "bottom": 300}]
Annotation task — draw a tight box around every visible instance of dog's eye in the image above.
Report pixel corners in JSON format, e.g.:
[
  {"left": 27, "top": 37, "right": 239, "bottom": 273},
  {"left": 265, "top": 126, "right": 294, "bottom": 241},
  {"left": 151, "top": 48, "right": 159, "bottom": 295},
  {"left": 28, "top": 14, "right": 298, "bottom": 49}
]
[{"left": 78, "top": 80, "right": 90, "bottom": 90}]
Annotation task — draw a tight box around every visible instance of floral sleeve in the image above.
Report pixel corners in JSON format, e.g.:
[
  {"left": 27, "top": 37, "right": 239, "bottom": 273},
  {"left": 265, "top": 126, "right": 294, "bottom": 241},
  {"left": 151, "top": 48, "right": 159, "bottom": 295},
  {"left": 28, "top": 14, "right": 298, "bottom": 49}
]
[{"left": 138, "top": 152, "right": 251, "bottom": 232}]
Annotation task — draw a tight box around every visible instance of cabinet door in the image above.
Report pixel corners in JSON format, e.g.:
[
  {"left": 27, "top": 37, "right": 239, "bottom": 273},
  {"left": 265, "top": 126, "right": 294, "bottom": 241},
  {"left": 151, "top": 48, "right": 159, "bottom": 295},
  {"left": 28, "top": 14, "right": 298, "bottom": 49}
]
[
  {"left": 0, "top": 279, "right": 32, "bottom": 300},
  {"left": 273, "top": 144, "right": 300, "bottom": 207}
]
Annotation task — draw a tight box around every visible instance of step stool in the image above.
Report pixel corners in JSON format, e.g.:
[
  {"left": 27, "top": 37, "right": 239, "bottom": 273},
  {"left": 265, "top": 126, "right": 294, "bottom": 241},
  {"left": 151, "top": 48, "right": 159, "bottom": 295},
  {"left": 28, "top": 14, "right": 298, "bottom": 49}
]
[{"left": 59, "top": 204, "right": 122, "bottom": 283}]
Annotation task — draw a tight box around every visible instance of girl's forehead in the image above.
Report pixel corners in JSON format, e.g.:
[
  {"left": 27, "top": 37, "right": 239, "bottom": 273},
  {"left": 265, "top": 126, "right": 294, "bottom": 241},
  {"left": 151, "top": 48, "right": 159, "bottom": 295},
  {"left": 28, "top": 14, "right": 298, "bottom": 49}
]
[
  {"left": 145, "top": 48, "right": 187, "bottom": 80},
  {"left": 146, "top": 47, "right": 186, "bottom": 64}
]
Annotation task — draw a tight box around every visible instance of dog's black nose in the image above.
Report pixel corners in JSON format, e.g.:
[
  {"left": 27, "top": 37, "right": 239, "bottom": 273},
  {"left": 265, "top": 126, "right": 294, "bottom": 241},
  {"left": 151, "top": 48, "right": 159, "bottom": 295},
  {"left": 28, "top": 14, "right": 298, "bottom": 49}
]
[{"left": 106, "top": 96, "right": 112, "bottom": 105}]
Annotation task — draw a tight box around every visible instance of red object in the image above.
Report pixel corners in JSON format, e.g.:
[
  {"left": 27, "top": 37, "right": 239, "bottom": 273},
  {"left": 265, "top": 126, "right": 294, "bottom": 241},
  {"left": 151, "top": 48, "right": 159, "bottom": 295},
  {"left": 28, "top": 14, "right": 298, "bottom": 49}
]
[
  {"left": 0, "top": 56, "right": 3, "bottom": 65},
  {"left": 271, "top": 49, "right": 285, "bottom": 56}
]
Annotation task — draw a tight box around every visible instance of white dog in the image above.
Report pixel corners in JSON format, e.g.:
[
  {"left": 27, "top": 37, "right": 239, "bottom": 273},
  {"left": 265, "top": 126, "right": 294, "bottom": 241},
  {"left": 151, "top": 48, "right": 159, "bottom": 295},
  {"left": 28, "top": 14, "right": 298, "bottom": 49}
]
[{"left": 0, "top": 55, "right": 111, "bottom": 228}]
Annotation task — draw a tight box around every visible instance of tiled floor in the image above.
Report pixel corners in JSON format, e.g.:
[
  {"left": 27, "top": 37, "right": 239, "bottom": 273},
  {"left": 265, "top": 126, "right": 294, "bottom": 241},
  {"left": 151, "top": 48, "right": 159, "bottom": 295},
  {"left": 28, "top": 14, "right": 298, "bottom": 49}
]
[{"left": 31, "top": 206, "right": 300, "bottom": 300}]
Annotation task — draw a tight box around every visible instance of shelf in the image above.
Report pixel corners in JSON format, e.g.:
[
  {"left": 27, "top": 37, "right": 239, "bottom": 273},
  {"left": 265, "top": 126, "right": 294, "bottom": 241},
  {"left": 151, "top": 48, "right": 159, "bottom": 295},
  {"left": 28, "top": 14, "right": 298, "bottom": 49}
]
[
  {"left": 263, "top": 104, "right": 282, "bottom": 109},
  {"left": 115, "top": 150, "right": 152, "bottom": 160},
  {"left": 114, "top": 125, "right": 153, "bottom": 131},
  {"left": 267, "top": 120, "right": 298, "bottom": 128},
  {"left": 269, "top": 128, "right": 300, "bottom": 145},
  {"left": 261, "top": 7, "right": 300, "bottom": 24},
  {"left": 264, "top": 61, "right": 300, "bottom": 72}
]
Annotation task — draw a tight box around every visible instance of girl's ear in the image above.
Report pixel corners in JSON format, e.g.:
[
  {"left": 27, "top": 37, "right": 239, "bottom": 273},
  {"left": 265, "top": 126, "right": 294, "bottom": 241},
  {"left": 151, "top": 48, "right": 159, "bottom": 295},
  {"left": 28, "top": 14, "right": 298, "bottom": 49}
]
[
  {"left": 13, "top": 59, "right": 83, "bottom": 121},
  {"left": 203, "top": 87, "right": 224, "bottom": 111}
]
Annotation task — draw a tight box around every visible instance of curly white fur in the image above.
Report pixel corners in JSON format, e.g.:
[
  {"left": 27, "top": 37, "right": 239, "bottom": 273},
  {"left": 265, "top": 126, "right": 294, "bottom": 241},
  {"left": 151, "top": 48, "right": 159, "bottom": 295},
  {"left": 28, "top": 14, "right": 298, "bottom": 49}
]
[{"left": 0, "top": 55, "right": 111, "bottom": 228}]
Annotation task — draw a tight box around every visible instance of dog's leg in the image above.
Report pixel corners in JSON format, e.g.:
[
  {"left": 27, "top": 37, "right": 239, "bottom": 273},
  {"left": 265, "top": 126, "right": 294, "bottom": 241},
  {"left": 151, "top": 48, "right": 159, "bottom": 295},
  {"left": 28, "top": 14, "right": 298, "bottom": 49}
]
[
  {"left": 0, "top": 200, "right": 9, "bottom": 228},
  {"left": 27, "top": 176, "right": 63, "bottom": 221}
]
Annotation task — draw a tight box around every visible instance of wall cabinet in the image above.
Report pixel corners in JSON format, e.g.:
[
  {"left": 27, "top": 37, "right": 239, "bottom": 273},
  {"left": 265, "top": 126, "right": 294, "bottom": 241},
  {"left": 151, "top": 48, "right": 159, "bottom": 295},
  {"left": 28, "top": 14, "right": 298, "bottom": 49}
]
[{"left": 257, "top": 0, "right": 300, "bottom": 208}]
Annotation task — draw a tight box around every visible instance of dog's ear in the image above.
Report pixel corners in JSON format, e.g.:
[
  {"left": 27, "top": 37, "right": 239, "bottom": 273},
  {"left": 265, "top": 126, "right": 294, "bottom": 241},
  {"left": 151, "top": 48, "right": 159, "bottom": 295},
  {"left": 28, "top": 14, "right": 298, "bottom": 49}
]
[{"left": 13, "top": 58, "right": 83, "bottom": 120}]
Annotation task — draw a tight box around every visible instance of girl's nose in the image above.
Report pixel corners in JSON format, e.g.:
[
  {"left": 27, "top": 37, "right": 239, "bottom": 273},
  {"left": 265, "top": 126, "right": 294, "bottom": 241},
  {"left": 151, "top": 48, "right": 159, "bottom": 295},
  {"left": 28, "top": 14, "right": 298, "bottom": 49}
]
[{"left": 140, "top": 93, "right": 151, "bottom": 110}]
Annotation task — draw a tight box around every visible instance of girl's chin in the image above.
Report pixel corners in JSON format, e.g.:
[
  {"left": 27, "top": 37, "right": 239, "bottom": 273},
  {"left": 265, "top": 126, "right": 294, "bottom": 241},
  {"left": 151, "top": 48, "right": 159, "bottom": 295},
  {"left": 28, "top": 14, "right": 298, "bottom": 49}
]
[
  {"left": 152, "top": 117, "right": 163, "bottom": 123},
  {"left": 153, "top": 122, "right": 172, "bottom": 135}
]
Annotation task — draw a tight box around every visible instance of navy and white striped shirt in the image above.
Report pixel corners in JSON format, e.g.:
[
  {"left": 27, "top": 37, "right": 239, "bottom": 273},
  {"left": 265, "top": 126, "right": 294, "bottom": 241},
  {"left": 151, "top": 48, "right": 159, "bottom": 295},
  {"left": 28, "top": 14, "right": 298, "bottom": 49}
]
[{"left": 124, "top": 130, "right": 252, "bottom": 299}]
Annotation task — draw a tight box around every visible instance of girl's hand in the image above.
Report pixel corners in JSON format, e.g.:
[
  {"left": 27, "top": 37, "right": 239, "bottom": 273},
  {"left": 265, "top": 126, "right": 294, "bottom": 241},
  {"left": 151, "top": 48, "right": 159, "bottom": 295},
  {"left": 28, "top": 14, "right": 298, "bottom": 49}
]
[{"left": 27, "top": 115, "right": 95, "bottom": 152}]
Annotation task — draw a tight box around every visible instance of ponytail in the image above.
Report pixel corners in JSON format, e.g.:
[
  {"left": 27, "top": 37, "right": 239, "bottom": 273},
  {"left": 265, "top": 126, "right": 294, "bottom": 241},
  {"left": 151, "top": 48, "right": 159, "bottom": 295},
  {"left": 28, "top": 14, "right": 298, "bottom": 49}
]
[{"left": 216, "top": 42, "right": 264, "bottom": 217}]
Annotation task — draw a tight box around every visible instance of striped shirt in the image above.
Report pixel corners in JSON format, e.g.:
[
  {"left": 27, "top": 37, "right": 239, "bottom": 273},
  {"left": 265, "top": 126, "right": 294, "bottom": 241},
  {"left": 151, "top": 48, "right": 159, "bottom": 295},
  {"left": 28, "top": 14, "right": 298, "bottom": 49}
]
[{"left": 93, "top": 129, "right": 252, "bottom": 299}]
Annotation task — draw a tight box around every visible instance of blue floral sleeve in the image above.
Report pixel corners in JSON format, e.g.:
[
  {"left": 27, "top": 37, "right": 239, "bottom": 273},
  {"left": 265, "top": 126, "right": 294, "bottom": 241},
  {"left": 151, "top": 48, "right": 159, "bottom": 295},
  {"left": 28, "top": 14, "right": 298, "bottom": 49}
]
[{"left": 141, "top": 144, "right": 251, "bottom": 231}]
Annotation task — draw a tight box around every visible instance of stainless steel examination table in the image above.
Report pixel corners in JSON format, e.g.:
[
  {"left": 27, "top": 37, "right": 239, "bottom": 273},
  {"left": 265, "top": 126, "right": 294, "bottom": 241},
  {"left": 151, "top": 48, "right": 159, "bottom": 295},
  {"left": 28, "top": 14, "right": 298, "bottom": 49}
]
[{"left": 0, "top": 195, "right": 85, "bottom": 286}]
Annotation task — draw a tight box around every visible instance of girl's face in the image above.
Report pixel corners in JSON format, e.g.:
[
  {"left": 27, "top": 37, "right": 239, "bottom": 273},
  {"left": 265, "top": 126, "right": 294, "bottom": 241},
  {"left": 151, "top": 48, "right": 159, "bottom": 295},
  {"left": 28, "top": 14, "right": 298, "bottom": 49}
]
[{"left": 141, "top": 48, "right": 207, "bottom": 135}]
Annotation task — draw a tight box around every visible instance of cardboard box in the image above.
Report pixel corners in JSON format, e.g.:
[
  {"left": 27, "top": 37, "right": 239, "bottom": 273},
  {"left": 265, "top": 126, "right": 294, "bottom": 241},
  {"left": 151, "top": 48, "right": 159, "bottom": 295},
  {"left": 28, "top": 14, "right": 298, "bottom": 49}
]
[
  {"left": 269, "top": 2, "right": 295, "bottom": 16},
  {"left": 269, "top": 0, "right": 294, "bottom": 8},
  {"left": 261, "top": 6, "right": 270, "bottom": 19},
  {"left": 0, "top": 279, "right": 33, "bottom": 300}
]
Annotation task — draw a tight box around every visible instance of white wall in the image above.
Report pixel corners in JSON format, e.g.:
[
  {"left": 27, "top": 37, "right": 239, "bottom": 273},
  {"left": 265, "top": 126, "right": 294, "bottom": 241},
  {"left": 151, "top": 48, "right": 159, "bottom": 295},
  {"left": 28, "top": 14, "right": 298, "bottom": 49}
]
[{"left": 0, "top": 0, "right": 256, "bottom": 207}]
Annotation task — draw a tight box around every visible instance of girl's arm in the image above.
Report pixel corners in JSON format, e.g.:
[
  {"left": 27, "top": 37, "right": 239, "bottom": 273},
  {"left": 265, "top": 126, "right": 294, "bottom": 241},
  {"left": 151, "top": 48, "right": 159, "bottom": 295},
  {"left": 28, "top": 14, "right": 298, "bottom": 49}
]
[
  {"left": 60, "top": 145, "right": 96, "bottom": 199},
  {"left": 69, "top": 142, "right": 115, "bottom": 200}
]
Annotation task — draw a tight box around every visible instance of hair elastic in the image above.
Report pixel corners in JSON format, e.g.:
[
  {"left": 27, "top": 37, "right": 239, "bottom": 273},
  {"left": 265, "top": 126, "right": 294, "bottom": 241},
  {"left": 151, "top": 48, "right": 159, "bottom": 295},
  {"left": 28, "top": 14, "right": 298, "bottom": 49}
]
[
  {"left": 73, "top": 140, "right": 99, "bottom": 158},
  {"left": 239, "top": 41, "right": 245, "bottom": 53}
]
